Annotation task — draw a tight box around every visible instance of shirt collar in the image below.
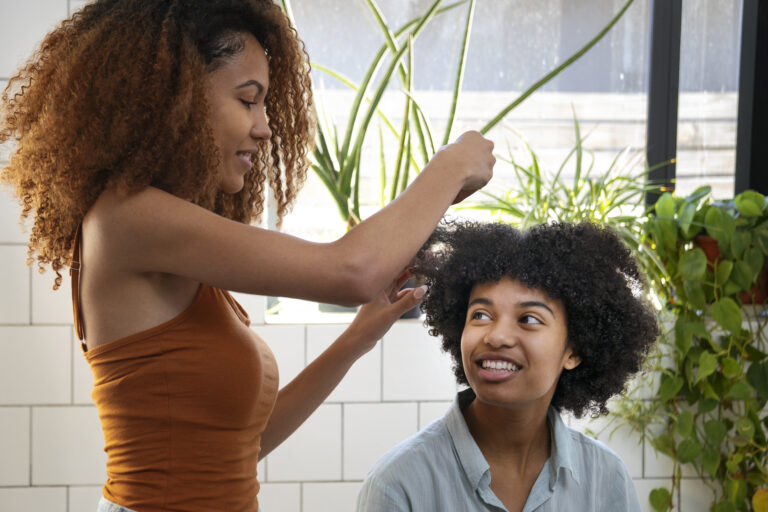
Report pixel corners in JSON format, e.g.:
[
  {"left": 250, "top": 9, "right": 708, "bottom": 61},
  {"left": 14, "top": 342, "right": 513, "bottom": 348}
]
[
  {"left": 444, "top": 389, "right": 582, "bottom": 491},
  {"left": 444, "top": 388, "right": 489, "bottom": 489},
  {"left": 547, "top": 406, "right": 581, "bottom": 488}
]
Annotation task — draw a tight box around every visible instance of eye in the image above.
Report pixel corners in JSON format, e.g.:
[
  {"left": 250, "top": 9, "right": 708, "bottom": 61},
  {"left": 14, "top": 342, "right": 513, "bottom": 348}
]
[
  {"left": 470, "top": 310, "right": 491, "bottom": 321},
  {"left": 240, "top": 99, "right": 258, "bottom": 109},
  {"left": 520, "top": 314, "right": 543, "bottom": 325}
]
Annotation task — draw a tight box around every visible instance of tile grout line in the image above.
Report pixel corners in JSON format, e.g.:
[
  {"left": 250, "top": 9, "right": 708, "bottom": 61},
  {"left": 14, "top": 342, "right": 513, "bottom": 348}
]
[
  {"left": 28, "top": 262, "right": 33, "bottom": 325},
  {"left": 299, "top": 482, "right": 304, "bottom": 512},
  {"left": 28, "top": 406, "right": 33, "bottom": 486},
  {"left": 340, "top": 403, "right": 345, "bottom": 483}
]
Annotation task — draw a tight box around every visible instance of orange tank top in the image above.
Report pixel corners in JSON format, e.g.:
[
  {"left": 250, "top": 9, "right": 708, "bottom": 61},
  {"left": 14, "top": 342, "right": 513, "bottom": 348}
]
[{"left": 71, "top": 228, "right": 279, "bottom": 512}]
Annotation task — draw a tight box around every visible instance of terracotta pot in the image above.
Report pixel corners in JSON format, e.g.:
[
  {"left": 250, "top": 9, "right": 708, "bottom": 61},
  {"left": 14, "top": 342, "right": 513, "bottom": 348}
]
[{"left": 694, "top": 235, "right": 767, "bottom": 304}]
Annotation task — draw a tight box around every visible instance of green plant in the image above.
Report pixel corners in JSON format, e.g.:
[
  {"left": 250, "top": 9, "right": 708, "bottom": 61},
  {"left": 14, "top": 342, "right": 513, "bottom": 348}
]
[
  {"left": 459, "top": 114, "right": 668, "bottom": 295},
  {"left": 282, "top": 0, "right": 635, "bottom": 228},
  {"left": 616, "top": 187, "right": 768, "bottom": 512}
]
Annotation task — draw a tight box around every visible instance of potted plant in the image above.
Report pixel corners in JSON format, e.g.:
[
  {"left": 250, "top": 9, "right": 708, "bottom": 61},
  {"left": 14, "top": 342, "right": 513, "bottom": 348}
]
[
  {"left": 614, "top": 187, "right": 768, "bottom": 512},
  {"left": 282, "top": 0, "right": 636, "bottom": 229}
]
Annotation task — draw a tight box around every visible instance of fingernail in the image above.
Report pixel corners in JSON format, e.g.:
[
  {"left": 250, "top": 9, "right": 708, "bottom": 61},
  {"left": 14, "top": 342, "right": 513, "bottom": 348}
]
[{"left": 413, "top": 285, "right": 428, "bottom": 299}]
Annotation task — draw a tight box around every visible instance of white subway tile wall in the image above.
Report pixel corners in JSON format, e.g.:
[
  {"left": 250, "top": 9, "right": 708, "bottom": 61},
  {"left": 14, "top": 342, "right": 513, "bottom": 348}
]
[
  {"left": 302, "top": 482, "right": 363, "bottom": 512},
  {"left": 342, "top": 402, "right": 418, "bottom": 480},
  {"left": 0, "top": 408, "right": 29, "bottom": 486},
  {"left": 306, "top": 324, "right": 381, "bottom": 402},
  {"left": 258, "top": 483, "right": 301, "bottom": 512},
  {"left": 68, "top": 487, "right": 105, "bottom": 512},
  {"left": 0, "top": 487, "right": 66, "bottom": 512},
  {"left": 0, "top": 1, "right": 720, "bottom": 510},
  {"left": 31, "top": 407, "right": 107, "bottom": 485},
  {"left": 266, "top": 404, "right": 342, "bottom": 482}
]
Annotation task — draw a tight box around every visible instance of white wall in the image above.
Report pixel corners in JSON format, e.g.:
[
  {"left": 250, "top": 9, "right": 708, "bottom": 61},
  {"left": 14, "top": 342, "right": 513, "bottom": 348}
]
[{"left": 0, "top": 1, "right": 713, "bottom": 511}]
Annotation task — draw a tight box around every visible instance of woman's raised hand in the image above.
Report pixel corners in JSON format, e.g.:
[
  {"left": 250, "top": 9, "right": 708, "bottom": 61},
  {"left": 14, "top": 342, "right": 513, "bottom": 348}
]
[{"left": 431, "top": 130, "right": 495, "bottom": 204}]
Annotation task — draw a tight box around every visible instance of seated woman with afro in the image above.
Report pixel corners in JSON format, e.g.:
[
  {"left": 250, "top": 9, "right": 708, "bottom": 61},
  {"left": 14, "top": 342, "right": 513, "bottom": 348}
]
[{"left": 356, "top": 221, "right": 659, "bottom": 512}]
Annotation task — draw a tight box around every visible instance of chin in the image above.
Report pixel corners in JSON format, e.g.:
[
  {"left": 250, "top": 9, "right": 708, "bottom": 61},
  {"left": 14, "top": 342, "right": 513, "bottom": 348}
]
[{"left": 220, "top": 177, "right": 246, "bottom": 194}]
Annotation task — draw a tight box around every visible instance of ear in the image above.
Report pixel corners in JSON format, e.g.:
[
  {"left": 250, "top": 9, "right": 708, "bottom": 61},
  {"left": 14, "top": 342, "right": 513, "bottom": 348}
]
[{"left": 562, "top": 346, "right": 581, "bottom": 371}]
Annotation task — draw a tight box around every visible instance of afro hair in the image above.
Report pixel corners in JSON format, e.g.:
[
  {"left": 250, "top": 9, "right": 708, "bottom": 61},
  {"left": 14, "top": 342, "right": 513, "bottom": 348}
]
[{"left": 413, "top": 220, "right": 659, "bottom": 418}]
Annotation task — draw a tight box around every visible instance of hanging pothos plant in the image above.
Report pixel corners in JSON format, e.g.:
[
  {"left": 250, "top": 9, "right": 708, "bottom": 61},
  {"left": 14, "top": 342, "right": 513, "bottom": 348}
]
[{"left": 613, "top": 187, "right": 768, "bottom": 512}]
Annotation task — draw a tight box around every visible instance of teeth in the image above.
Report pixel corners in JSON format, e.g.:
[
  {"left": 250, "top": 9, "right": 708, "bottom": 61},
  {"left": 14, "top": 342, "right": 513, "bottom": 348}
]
[{"left": 481, "top": 360, "right": 520, "bottom": 372}]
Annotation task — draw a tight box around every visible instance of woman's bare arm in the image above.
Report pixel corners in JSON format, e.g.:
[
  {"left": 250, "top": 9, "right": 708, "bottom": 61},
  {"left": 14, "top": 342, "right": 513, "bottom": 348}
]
[
  {"left": 259, "top": 278, "right": 425, "bottom": 458},
  {"left": 91, "top": 131, "right": 494, "bottom": 305}
]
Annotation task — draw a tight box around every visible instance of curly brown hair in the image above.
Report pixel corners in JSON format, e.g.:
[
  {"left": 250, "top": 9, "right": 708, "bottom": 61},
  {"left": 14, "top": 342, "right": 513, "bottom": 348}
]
[
  {"left": 414, "top": 221, "right": 660, "bottom": 418},
  {"left": 0, "top": 0, "right": 315, "bottom": 288}
]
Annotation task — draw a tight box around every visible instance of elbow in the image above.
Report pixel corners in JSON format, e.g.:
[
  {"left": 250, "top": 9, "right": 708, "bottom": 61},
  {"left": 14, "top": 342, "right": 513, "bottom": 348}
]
[{"left": 335, "top": 255, "right": 380, "bottom": 306}]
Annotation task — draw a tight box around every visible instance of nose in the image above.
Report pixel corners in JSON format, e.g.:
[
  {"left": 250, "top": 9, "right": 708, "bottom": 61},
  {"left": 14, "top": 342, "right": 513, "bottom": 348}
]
[
  {"left": 250, "top": 106, "right": 272, "bottom": 140},
  {"left": 483, "top": 322, "right": 518, "bottom": 349}
]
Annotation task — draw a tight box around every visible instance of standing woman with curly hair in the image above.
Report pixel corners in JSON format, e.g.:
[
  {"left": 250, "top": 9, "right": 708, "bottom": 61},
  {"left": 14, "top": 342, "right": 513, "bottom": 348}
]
[{"left": 0, "top": 1, "right": 495, "bottom": 511}]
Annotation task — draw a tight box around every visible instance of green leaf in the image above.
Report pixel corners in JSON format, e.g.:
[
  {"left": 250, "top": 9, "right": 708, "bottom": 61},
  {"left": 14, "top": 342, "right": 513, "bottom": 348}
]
[
  {"left": 745, "top": 247, "right": 765, "bottom": 280},
  {"left": 698, "top": 398, "right": 718, "bottom": 414},
  {"left": 655, "top": 193, "right": 675, "bottom": 219},
  {"left": 732, "top": 260, "right": 755, "bottom": 292},
  {"left": 715, "top": 260, "right": 734, "bottom": 286},
  {"left": 677, "top": 438, "right": 701, "bottom": 463},
  {"left": 705, "top": 207, "right": 736, "bottom": 245},
  {"left": 726, "top": 478, "right": 747, "bottom": 505},
  {"left": 714, "top": 501, "right": 736, "bottom": 512},
  {"left": 723, "top": 280, "right": 743, "bottom": 296},
  {"left": 710, "top": 298, "right": 743, "bottom": 333},
  {"left": 736, "top": 417, "right": 755, "bottom": 439},
  {"left": 721, "top": 357, "right": 741, "bottom": 377},
  {"left": 659, "top": 375, "right": 685, "bottom": 402},
  {"left": 696, "top": 352, "right": 718, "bottom": 384},
  {"left": 747, "top": 361, "right": 768, "bottom": 398},
  {"left": 727, "top": 379, "right": 754, "bottom": 400},
  {"left": 649, "top": 487, "right": 672, "bottom": 512},
  {"left": 702, "top": 448, "right": 720, "bottom": 477},
  {"left": 674, "top": 316, "right": 696, "bottom": 356},
  {"left": 755, "top": 221, "right": 768, "bottom": 255},
  {"left": 735, "top": 190, "right": 765, "bottom": 217},
  {"left": 679, "top": 248, "right": 708, "bottom": 282},
  {"left": 705, "top": 419, "right": 728, "bottom": 447},
  {"left": 678, "top": 201, "right": 697, "bottom": 236},
  {"left": 683, "top": 281, "right": 707, "bottom": 310},
  {"left": 700, "top": 380, "right": 720, "bottom": 401},
  {"left": 730, "top": 231, "right": 751, "bottom": 260},
  {"left": 676, "top": 410, "right": 694, "bottom": 438},
  {"left": 651, "top": 433, "right": 675, "bottom": 457},
  {"left": 656, "top": 219, "right": 678, "bottom": 254},
  {"left": 726, "top": 457, "right": 741, "bottom": 475}
]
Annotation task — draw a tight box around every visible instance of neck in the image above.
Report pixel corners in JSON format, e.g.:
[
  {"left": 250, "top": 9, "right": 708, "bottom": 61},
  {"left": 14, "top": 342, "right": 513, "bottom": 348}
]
[{"left": 463, "top": 396, "right": 551, "bottom": 474}]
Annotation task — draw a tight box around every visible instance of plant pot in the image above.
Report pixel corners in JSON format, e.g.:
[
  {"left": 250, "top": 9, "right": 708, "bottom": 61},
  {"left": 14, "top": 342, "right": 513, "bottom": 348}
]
[
  {"left": 318, "top": 302, "right": 359, "bottom": 314},
  {"left": 694, "top": 235, "right": 768, "bottom": 304}
]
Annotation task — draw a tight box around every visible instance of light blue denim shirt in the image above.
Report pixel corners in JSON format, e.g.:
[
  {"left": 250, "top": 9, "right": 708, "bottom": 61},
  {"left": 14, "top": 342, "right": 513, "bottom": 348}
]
[{"left": 357, "top": 389, "right": 641, "bottom": 512}]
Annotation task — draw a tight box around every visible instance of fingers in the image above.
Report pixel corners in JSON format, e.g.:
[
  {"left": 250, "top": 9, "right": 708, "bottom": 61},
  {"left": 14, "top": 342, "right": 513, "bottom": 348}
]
[{"left": 392, "top": 285, "right": 427, "bottom": 315}]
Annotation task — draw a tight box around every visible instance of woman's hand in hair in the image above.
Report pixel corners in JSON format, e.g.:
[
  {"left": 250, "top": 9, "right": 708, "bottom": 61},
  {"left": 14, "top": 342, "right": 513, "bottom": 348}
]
[{"left": 340, "top": 268, "right": 426, "bottom": 359}]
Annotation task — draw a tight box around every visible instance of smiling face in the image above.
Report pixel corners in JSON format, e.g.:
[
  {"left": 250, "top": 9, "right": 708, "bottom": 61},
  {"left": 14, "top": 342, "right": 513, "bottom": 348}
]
[
  {"left": 461, "top": 277, "right": 581, "bottom": 412},
  {"left": 203, "top": 33, "right": 272, "bottom": 194}
]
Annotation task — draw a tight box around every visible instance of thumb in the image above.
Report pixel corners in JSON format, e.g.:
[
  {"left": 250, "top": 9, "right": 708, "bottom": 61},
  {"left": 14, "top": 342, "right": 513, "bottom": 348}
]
[{"left": 393, "top": 285, "right": 427, "bottom": 314}]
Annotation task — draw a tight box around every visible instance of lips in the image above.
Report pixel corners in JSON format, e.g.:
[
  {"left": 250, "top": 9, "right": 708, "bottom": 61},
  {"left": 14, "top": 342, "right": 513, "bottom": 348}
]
[
  {"left": 474, "top": 354, "right": 523, "bottom": 382},
  {"left": 236, "top": 151, "right": 254, "bottom": 169}
]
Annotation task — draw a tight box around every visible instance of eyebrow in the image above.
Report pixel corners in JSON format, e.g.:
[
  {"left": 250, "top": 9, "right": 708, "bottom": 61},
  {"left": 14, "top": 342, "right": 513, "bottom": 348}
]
[
  {"left": 235, "top": 80, "right": 265, "bottom": 95},
  {"left": 467, "top": 297, "right": 555, "bottom": 317}
]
